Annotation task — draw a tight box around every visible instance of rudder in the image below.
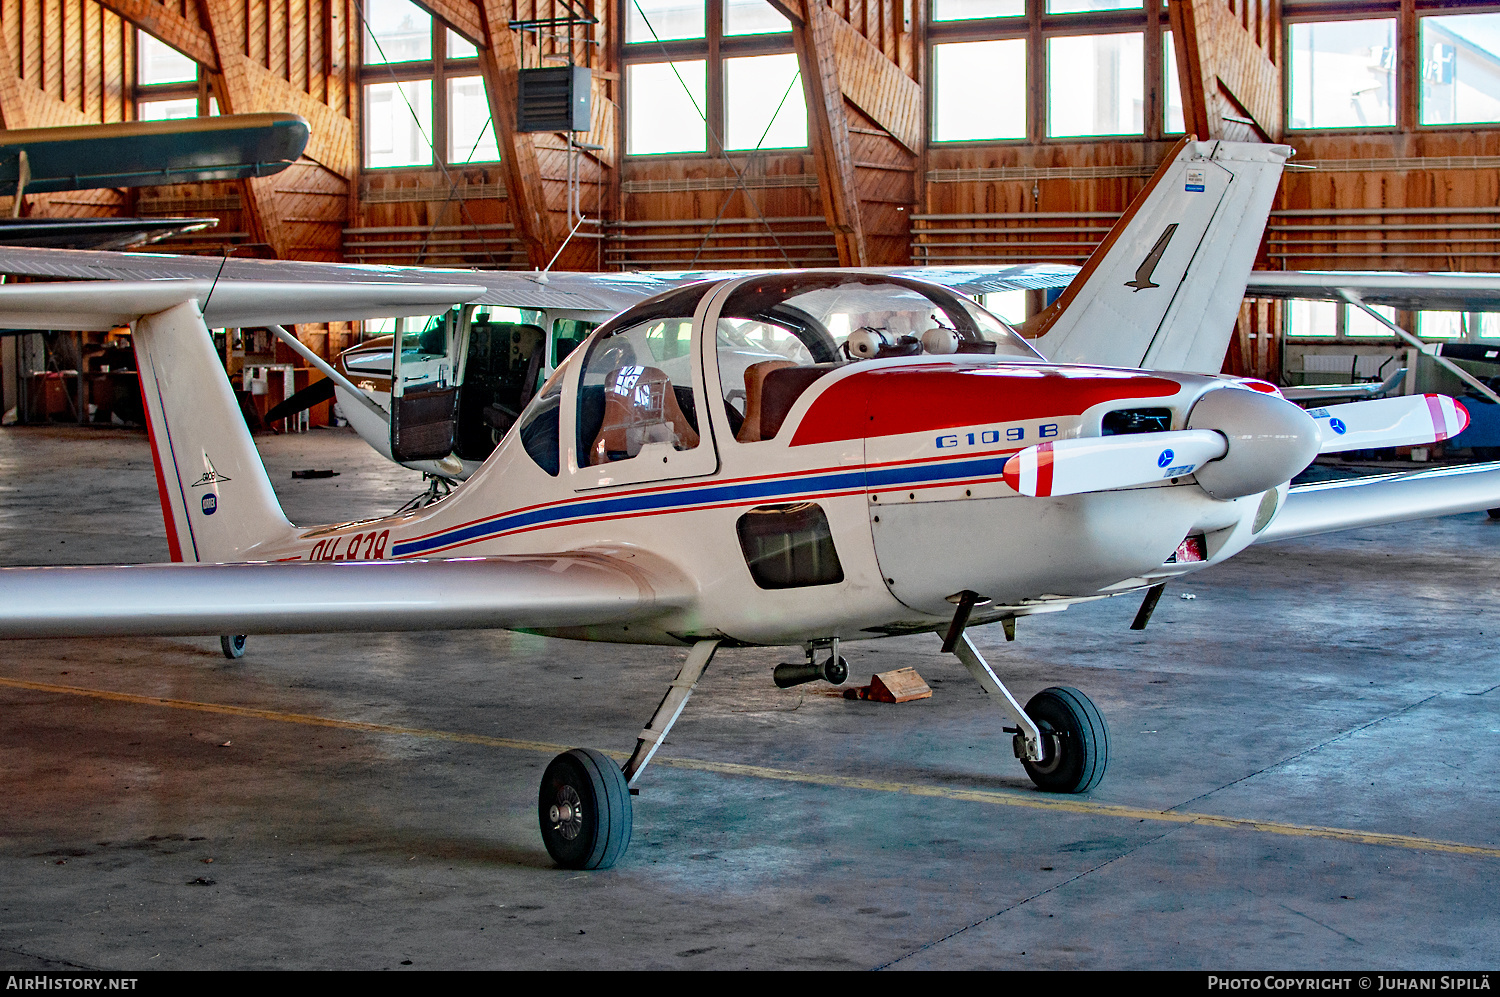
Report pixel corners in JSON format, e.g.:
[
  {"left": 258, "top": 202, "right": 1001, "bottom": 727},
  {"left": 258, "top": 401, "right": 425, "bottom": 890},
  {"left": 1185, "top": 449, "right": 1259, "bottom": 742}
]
[
  {"left": 1027, "top": 138, "right": 1292, "bottom": 374},
  {"left": 134, "top": 300, "right": 294, "bottom": 563}
]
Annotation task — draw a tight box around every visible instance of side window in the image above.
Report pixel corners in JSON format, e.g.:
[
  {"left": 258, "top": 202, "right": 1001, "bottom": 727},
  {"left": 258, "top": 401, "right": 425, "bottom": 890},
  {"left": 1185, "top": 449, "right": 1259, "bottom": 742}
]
[
  {"left": 517, "top": 368, "right": 564, "bottom": 476},
  {"left": 717, "top": 319, "right": 815, "bottom": 443},
  {"left": 576, "top": 318, "right": 701, "bottom": 466},
  {"left": 552, "top": 318, "right": 597, "bottom": 367},
  {"left": 736, "top": 503, "right": 844, "bottom": 589}
]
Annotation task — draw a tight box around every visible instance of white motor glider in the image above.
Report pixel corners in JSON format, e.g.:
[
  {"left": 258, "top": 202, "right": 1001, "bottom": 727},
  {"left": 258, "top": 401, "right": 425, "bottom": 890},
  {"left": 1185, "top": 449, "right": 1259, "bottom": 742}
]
[{"left": 0, "top": 143, "right": 1496, "bottom": 869}]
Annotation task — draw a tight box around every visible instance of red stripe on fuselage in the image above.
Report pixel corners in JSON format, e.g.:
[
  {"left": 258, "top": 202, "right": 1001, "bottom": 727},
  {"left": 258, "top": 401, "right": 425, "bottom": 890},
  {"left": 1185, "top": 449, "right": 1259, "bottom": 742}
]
[
  {"left": 138, "top": 370, "right": 183, "bottom": 563},
  {"left": 789, "top": 364, "right": 1182, "bottom": 446}
]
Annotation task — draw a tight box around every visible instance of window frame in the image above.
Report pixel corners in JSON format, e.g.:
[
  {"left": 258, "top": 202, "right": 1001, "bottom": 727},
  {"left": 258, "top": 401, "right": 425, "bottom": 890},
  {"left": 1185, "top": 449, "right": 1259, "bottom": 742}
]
[
  {"left": 132, "top": 29, "right": 211, "bottom": 120},
  {"left": 1282, "top": 0, "right": 1500, "bottom": 135},
  {"left": 621, "top": 0, "right": 804, "bottom": 158},
  {"left": 927, "top": 0, "right": 1171, "bottom": 146},
  {"left": 359, "top": 9, "right": 492, "bottom": 170}
]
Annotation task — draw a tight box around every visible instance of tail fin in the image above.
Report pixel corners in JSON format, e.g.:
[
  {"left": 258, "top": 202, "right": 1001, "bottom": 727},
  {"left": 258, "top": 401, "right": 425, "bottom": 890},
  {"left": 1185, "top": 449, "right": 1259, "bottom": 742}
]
[
  {"left": 1026, "top": 138, "right": 1292, "bottom": 374},
  {"left": 134, "top": 300, "right": 295, "bottom": 563},
  {"left": 0, "top": 277, "right": 485, "bottom": 564}
]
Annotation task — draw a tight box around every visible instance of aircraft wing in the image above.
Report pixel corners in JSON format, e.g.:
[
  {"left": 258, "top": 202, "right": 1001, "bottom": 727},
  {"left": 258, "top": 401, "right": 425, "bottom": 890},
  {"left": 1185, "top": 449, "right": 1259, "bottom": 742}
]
[
  {"left": 1257, "top": 463, "right": 1500, "bottom": 543},
  {"left": 0, "top": 551, "right": 692, "bottom": 638},
  {"left": 0, "top": 246, "right": 1082, "bottom": 315},
  {"left": 1245, "top": 270, "right": 1500, "bottom": 312},
  {"left": 1281, "top": 367, "right": 1407, "bottom": 403}
]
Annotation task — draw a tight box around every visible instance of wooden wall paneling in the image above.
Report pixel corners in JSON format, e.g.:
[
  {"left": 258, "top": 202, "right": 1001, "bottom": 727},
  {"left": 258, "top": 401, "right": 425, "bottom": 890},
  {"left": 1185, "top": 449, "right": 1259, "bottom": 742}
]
[
  {"left": 791, "top": 0, "right": 864, "bottom": 265},
  {"left": 476, "top": 0, "right": 555, "bottom": 268},
  {"left": 1169, "top": 0, "right": 1281, "bottom": 143},
  {"left": 827, "top": 7, "right": 917, "bottom": 154},
  {"left": 409, "top": 0, "right": 483, "bottom": 47},
  {"left": 92, "top": 0, "right": 216, "bottom": 65},
  {"left": 82, "top": 0, "right": 98, "bottom": 117}
]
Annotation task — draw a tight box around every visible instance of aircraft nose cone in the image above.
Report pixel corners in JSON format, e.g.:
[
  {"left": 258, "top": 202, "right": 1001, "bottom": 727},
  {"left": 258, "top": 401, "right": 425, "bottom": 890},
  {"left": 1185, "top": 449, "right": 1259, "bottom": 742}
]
[{"left": 1186, "top": 386, "right": 1319, "bottom": 500}]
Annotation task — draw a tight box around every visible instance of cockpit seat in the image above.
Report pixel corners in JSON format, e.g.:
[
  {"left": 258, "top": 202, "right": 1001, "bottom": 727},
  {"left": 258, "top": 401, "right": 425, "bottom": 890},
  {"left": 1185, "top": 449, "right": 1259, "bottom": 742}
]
[
  {"left": 590, "top": 365, "right": 700, "bottom": 465},
  {"left": 736, "top": 359, "right": 796, "bottom": 443},
  {"left": 758, "top": 364, "right": 840, "bottom": 441}
]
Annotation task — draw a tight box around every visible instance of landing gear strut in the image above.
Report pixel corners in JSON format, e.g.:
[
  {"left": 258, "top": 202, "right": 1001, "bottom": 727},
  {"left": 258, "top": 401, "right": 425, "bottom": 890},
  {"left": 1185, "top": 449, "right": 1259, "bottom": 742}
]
[
  {"left": 537, "top": 639, "right": 721, "bottom": 870},
  {"left": 942, "top": 596, "right": 1109, "bottom": 794}
]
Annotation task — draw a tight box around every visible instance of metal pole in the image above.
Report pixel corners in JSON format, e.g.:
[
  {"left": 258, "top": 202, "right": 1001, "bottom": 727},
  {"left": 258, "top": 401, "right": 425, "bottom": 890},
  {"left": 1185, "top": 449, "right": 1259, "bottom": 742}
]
[
  {"left": 264, "top": 325, "right": 389, "bottom": 423},
  {"left": 1337, "top": 289, "right": 1500, "bottom": 406}
]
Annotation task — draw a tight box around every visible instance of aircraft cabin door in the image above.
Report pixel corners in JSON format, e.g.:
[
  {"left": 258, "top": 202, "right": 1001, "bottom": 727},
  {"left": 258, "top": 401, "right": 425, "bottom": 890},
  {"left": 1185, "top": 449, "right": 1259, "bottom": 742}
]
[
  {"left": 567, "top": 287, "right": 720, "bottom": 490},
  {"left": 389, "top": 307, "right": 466, "bottom": 463}
]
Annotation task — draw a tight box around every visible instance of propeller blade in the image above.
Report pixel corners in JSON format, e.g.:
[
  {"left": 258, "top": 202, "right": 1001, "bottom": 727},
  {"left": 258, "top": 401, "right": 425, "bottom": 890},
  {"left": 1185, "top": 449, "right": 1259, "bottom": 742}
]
[
  {"left": 1310, "top": 394, "right": 1469, "bottom": 455},
  {"left": 1002, "top": 430, "right": 1228, "bottom": 498},
  {"left": 263, "top": 377, "right": 337, "bottom": 425}
]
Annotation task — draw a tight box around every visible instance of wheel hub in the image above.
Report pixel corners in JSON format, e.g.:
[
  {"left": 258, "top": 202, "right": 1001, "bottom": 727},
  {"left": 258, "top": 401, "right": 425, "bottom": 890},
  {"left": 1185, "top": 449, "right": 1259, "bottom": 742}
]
[
  {"left": 1028, "top": 725, "right": 1065, "bottom": 776},
  {"left": 549, "top": 786, "right": 584, "bottom": 841}
]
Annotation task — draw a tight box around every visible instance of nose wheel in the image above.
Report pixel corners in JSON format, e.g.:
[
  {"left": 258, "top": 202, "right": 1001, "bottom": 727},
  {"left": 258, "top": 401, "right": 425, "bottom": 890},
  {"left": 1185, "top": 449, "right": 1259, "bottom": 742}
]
[
  {"left": 1019, "top": 686, "right": 1109, "bottom": 793},
  {"left": 538, "top": 748, "right": 633, "bottom": 870}
]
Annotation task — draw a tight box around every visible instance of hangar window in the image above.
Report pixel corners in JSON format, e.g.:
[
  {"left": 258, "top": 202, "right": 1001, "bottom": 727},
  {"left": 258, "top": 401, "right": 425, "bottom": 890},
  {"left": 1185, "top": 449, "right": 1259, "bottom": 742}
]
[
  {"left": 134, "top": 30, "right": 209, "bottom": 119},
  {"left": 932, "top": 39, "right": 1027, "bottom": 142},
  {"left": 1047, "top": 32, "right": 1145, "bottom": 137},
  {"left": 1419, "top": 13, "right": 1500, "bottom": 127},
  {"left": 1286, "top": 301, "right": 1398, "bottom": 339},
  {"left": 1287, "top": 19, "right": 1397, "bottom": 130},
  {"left": 933, "top": 0, "right": 1024, "bottom": 22},
  {"left": 929, "top": 0, "right": 1166, "bottom": 143},
  {"left": 736, "top": 503, "right": 844, "bottom": 589},
  {"left": 1163, "top": 30, "right": 1185, "bottom": 134},
  {"left": 624, "top": 0, "right": 806, "bottom": 156},
  {"left": 359, "top": 0, "right": 498, "bottom": 168}
]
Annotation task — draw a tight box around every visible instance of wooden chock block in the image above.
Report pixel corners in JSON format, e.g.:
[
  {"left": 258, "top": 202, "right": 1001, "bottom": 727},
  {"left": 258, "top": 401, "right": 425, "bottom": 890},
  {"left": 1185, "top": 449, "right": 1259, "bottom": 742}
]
[{"left": 852, "top": 666, "right": 932, "bottom": 703}]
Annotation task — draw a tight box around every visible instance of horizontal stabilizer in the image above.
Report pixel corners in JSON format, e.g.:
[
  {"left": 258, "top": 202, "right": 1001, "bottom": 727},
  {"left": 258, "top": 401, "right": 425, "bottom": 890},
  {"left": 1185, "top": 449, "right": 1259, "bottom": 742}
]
[
  {"left": 0, "top": 553, "right": 691, "bottom": 638},
  {"left": 1309, "top": 394, "right": 1468, "bottom": 454},
  {"left": 1003, "top": 430, "right": 1228, "bottom": 497},
  {"left": 1258, "top": 463, "right": 1500, "bottom": 543},
  {"left": 0, "top": 278, "right": 486, "bottom": 330}
]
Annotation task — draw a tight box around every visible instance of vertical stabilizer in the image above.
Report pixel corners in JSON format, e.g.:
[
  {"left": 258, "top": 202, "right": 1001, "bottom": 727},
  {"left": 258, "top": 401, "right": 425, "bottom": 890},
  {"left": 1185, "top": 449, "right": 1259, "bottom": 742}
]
[
  {"left": 1029, "top": 139, "right": 1292, "bottom": 373},
  {"left": 134, "top": 300, "right": 294, "bottom": 563}
]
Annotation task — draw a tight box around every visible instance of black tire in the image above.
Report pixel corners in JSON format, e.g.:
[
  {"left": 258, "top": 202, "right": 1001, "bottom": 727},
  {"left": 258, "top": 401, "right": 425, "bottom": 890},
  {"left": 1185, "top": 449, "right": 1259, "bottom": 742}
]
[
  {"left": 538, "top": 748, "right": 632, "bottom": 870},
  {"left": 220, "top": 635, "right": 247, "bottom": 660},
  {"left": 822, "top": 655, "right": 849, "bottom": 686},
  {"left": 1488, "top": 508, "right": 1500, "bottom": 520},
  {"left": 1020, "top": 686, "right": 1109, "bottom": 794}
]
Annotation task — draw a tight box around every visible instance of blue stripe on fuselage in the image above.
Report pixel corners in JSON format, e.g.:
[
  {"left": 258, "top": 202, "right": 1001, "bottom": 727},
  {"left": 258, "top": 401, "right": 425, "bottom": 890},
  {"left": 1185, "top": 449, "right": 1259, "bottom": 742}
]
[{"left": 392, "top": 453, "right": 1011, "bottom": 557}]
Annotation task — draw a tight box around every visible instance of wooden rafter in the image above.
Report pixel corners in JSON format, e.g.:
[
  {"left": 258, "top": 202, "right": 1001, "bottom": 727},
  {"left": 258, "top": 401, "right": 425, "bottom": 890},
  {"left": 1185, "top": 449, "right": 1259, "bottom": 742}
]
[
  {"left": 408, "top": 0, "right": 485, "bottom": 49},
  {"left": 828, "top": 11, "right": 919, "bottom": 155},
  {"left": 1169, "top": 0, "right": 1281, "bottom": 143},
  {"left": 91, "top": 0, "right": 218, "bottom": 69},
  {"left": 476, "top": 0, "right": 557, "bottom": 269},
  {"left": 789, "top": 0, "right": 865, "bottom": 266},
  {"left": 94, "top": 0, "right": 353, "bottom": 177},
  {"left": 198, "top": 0, "right": 355, "bottom": 258}
]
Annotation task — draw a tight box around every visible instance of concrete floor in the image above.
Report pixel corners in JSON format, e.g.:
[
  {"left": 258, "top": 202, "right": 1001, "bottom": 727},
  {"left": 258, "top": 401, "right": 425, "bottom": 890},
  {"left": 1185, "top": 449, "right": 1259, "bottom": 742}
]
[{"left": 0, "top": 425, "right": 1497, "bottom": 970}]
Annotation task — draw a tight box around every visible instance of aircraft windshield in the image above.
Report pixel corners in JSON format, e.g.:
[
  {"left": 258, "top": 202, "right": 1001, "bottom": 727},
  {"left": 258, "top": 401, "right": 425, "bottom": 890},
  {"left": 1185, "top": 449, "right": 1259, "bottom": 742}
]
[{"left": 715, "top": 274, "right": 1042, "bottom": 362}]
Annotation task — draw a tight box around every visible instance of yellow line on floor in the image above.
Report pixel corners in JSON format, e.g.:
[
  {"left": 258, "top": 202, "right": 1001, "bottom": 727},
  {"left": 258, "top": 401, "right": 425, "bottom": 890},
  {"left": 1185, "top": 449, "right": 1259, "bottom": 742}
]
[{"left": 6, "top": 674, "right": 1498, "bottom": 861}]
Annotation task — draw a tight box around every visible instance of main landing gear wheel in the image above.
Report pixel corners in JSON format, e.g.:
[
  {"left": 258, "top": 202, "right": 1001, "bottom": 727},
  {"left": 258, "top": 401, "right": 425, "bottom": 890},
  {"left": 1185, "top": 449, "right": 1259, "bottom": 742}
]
[
  {"left": 539, "top": 748, "right": 633, "bottom": 870},
  {"left": 1020, "top": 686, "right": 1109, "bottom": 794},
  {"left": 220, "top": 635, "right": 247, "bottom": 660}
]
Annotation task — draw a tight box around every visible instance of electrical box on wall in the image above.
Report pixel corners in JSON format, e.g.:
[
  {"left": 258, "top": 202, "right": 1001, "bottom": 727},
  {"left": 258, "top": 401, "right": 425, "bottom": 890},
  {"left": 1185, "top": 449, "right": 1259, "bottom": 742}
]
[{"left": 517, "top": 66, "right": 592, "bottom": 133}]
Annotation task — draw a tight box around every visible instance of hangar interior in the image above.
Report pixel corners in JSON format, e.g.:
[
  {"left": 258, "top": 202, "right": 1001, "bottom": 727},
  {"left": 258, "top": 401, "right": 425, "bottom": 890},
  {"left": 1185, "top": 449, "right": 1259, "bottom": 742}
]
[{"left": 1, "top": 0, "right": 1499, "bottom": 972}]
